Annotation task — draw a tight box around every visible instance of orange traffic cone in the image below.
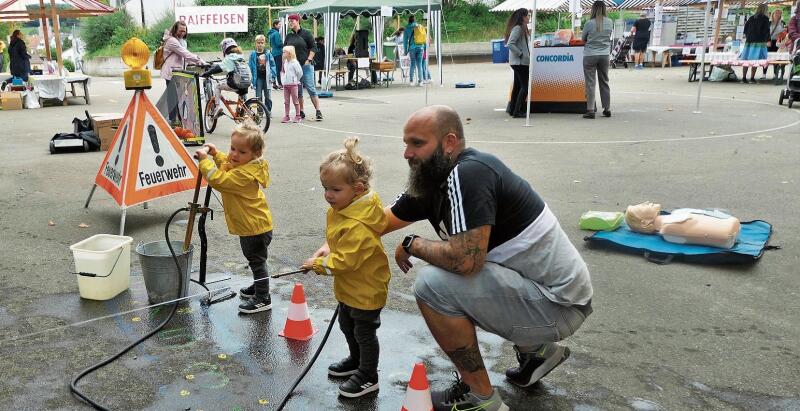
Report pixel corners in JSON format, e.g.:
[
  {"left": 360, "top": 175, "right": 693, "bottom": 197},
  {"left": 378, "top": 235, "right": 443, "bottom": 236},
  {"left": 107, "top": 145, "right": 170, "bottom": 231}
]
[
  {"left": 279, "top": 282, "right": 318, "bottom": 341},
  {"left": 401, "top": 362, "right": 433, "bottom": 411}
]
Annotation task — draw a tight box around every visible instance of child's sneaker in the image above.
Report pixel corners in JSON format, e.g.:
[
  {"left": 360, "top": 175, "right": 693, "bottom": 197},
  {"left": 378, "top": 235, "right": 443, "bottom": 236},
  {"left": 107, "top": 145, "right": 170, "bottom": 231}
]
[
  {"left": 505, "top": 343, "right": 570, "bottom": 387},
  {"left": 238, "top": 295, "right": 272, "bottom": 314},
  {"left": 239, "top": 284, "right": 255, "bottom": 298},
  {"left": 430, "top": 375, "right": 508, "bottom": 411},
  {"left": 281, "top": 116, "right": 291, "bottom": 123},
  {"left": 338, "top": 370, "right": 378, "bottom": 398},
  {"left": 293, "top": 116, "right": 302, "bottom": 123},
  {"left": 328, "top": 356, "right": 359, "bottom": 377}
]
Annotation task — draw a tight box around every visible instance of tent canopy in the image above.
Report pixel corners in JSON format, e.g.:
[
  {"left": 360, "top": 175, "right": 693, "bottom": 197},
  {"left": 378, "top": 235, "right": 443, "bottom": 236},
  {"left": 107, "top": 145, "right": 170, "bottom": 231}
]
[
  {"left": 279, "top": 0, "right": 442, "bottom": 17},
  {"left": 0, "top": 0, "right": 114, "bottom": 20},
  {"left": 491, "top": 0, "right": 617, "bottom": 12}
]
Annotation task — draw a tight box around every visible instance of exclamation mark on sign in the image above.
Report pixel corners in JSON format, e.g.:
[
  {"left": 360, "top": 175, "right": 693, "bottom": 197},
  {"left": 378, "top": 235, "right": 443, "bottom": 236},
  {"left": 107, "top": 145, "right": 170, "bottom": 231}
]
[
  {"left": 113, "top": 123, "right": 128, "bottom": 166},
  {"left": 148, "top": 125, "right": 164, "bottom": 167}
]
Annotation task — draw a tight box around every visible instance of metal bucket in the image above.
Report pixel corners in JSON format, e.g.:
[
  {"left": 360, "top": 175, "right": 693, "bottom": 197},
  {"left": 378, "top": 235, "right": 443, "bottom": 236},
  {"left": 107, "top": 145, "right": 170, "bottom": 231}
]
[{"left": 136, "top": 240, "right": 193, "bottom": 305}]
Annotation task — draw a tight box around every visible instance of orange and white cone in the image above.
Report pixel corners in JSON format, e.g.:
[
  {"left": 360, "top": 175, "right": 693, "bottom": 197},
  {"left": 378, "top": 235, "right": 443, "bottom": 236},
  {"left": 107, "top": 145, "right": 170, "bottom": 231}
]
[
  {"left": 278, "top": 282, "right": 318, "bottom": 341},
  {"left": 401, "top": 362, "right": 433, "bottom": 411}
]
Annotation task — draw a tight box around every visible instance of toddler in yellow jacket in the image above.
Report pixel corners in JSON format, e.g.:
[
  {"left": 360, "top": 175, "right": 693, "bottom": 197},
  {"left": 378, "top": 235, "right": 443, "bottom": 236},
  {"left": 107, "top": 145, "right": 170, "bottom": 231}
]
[
  {"left": 301, "top": 137, "right": 390, "bottom": 398},
  {"left": 196, "top": 121, "right": 274, "bottom": 315}
]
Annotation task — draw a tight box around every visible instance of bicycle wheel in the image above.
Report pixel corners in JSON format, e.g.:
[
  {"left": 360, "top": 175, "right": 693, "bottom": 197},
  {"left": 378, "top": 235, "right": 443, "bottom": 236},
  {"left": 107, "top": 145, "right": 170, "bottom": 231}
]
[
  {"left": 242, "top": 98, "right": 270, "bottom": 132},
  {"left": 204, "top": 99, "right": 218, "bottom": 134}
]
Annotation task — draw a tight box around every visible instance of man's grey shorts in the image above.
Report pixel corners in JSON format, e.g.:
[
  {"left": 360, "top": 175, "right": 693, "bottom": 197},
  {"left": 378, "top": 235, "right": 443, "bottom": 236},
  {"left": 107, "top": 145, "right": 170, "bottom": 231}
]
[{"left": 413, "top": 262, "right": 591, "bottom": 346}]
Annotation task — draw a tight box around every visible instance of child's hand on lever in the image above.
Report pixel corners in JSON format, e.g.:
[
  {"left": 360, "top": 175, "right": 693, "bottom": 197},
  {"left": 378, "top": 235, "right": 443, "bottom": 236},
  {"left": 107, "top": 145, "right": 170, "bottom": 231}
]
[
  {"left": 300, "top": 258, "right": 315, "bottom": 274},
  {"left": 203, "top": 143, "right": 217, "bottom": 156},
  {"left": 195, "top": 147, "right": 209, "bottom": 160}
]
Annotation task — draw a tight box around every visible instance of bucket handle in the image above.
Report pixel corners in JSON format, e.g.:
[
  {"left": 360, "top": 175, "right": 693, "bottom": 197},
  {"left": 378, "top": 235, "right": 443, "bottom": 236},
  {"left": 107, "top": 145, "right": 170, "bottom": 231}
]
[{"left": 70, "top": 247, "right": 125, "bottom": 278}]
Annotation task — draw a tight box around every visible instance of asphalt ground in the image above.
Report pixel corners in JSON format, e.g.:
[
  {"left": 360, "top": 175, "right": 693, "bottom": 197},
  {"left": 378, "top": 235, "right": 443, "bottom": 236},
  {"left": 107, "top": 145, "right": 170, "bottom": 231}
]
[{"left": 0, "top": 62, "right": 798, "bottom": 410}]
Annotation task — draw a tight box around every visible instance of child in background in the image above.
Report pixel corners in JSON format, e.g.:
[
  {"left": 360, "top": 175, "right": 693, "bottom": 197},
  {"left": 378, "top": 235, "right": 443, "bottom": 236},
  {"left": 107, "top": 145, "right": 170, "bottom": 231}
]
[
  {"left": 196, "top": 121, "right": 274, "bottom": 314},
  {"left": 201, "top": 38, "right": 251, "bottom": 118},
  {"left": 280, "top": 45, "right": 304, "bottom": 123},
  {"left": 248, "top": 34, "right": 277, "bottom": 112},
  {"left": 301, "top": 137, "right": 390, "bottom": 398}
]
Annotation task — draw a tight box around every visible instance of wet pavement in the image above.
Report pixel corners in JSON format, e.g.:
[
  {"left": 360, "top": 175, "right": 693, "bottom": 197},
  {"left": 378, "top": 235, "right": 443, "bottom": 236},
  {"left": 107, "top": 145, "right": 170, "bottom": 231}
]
[{"left": 2, "top": 63, "right": 800, "bottom": 410}]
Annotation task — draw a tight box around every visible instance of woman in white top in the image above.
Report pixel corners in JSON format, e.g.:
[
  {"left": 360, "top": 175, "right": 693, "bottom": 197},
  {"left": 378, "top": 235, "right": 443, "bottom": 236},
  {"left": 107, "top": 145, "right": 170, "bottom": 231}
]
[{"left": 581, "top": 1, "right": 613, "bottom": 119}]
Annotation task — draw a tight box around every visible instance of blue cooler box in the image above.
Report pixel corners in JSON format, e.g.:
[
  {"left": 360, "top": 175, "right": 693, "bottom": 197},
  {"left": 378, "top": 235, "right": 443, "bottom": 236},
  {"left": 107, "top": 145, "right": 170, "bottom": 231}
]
[{"left": 491, "top": 39, "right": 509, "bottom": 63}]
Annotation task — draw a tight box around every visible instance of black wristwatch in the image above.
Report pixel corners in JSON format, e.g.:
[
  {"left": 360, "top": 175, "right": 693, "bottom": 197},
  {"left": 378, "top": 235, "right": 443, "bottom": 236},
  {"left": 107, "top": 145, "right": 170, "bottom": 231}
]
[{"left": 402, "top": 234, "right": 419, "bottom": 254}]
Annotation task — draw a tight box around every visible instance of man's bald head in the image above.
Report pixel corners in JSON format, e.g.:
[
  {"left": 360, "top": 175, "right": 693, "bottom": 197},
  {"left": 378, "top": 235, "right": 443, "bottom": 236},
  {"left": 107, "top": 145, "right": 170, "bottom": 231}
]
[{"left": 406, "top": 105, "right": 465, "bottom": 147}]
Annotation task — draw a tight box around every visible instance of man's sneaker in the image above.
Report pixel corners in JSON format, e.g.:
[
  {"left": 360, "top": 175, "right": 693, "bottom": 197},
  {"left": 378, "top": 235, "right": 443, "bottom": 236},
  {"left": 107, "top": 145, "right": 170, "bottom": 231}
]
[
  {"left": 300, "top": 110, "right": 306, "bottom": 119},
  {"left": 505, "top": 344, "right": 570, "bottom": 387},
  {"left": 239, "top": 284, "right": 255, "bottom": 298},
  {"left": 281, "top": 116, "right": 291, "bottom": 123},
  {"left": 315, "top": 110, "right": 323, "bottom": 121},
  {"left": 338, "top": 371, "right": 378, "bottom": 398},
  {"left": 238, "top": 296, "right": 272, "bottom": 314},
  {"left": 431, "top": 374, "right": 509, "bottom": 411},
  {"left": 328, "top": 357, "right": 359, "bottom": 377}
]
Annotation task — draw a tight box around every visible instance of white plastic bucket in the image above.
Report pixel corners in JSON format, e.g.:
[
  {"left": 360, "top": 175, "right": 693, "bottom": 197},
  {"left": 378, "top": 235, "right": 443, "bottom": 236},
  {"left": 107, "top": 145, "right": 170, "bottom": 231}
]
[{"left": 70, "top": 234, "right": 133, "bottom": 300}]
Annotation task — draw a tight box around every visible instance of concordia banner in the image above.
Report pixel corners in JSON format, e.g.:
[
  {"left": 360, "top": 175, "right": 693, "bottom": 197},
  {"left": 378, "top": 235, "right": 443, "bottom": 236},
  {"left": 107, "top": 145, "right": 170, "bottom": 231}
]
[{"left": 176, "top": 6, "right": 249, "bottom": 33}]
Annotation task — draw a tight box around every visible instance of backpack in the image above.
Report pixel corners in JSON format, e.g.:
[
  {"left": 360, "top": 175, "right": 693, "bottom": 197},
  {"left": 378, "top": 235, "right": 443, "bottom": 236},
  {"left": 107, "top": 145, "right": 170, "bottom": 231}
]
[
  {"left": 153, "top": 42, "right": 166, "bottom": 70},
  {"left": 413, "top": 25, "right": 427, "bottom": 45},
  {"left": 230, "top": 59, "right": 252, "bottom": 89}
]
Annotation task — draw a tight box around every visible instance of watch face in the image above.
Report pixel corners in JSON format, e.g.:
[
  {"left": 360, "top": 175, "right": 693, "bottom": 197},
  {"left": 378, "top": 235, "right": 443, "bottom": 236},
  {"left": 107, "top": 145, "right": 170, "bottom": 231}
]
[{"left": 403, "top": 235, "right": 414, "bottom": 248}]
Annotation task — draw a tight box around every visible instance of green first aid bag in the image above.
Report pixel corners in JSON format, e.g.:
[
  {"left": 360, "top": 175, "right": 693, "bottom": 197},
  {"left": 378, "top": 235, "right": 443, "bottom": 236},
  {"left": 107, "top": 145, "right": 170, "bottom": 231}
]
[{"left": 579, "top": 211, "right": 624, "bottom": 231}]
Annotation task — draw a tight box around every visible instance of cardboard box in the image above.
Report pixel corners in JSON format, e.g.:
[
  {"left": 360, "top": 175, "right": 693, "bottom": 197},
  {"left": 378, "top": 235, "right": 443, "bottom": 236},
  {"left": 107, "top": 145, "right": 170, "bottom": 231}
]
[
  {"left": 90, "top": 113, "right": 124, "bottom": 151},
  {"left": 0, "top": 92, "right": 24, "bottom": 110}
]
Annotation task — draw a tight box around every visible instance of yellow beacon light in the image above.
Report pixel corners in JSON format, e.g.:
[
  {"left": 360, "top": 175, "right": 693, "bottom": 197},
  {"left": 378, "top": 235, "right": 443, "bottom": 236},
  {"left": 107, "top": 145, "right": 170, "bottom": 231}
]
[{"left": 121, "top": 38, "right": 152, "bottom": 90}]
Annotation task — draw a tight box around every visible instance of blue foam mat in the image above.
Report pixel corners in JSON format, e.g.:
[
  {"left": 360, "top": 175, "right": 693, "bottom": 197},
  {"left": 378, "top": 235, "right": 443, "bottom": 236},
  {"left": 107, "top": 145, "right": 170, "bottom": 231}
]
[{"left": 585, "top": 219, "right": 773, "bottom": 264}]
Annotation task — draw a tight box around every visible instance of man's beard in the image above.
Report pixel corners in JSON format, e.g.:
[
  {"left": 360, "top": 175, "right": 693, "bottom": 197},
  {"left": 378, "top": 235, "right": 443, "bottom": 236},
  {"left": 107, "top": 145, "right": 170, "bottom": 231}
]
[{"left": 406, "top": 145, "right": 454, "bottom": 199}]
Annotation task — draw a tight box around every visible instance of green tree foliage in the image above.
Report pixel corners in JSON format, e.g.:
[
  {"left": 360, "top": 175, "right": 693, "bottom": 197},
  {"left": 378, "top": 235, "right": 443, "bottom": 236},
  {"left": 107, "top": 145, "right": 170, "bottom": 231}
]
[{"left": 81, "top": 11, "right": 136, "bottom": 54}]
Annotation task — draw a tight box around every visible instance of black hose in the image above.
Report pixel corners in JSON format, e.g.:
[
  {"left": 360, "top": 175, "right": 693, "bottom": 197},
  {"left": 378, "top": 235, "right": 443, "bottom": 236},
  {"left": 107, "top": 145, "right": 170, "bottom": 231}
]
[
  {"left": 276, "top": 305, "right": 340, "bottom": 411},
  {"left": 69, "top": 207, "right": 189, "bottom": 410}
]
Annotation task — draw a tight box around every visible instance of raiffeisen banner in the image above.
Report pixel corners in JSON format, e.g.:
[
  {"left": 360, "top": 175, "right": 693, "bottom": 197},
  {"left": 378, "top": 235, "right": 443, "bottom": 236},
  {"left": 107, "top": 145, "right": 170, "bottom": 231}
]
[{"left": 176, "top": 6, "right": 249, "bottom": 33}]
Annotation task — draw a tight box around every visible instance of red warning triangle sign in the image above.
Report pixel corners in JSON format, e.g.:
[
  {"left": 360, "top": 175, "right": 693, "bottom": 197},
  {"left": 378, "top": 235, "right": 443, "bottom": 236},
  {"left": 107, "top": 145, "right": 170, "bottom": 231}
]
[{"left": 94, "top": 91, "right": 205, "bottom": 208}]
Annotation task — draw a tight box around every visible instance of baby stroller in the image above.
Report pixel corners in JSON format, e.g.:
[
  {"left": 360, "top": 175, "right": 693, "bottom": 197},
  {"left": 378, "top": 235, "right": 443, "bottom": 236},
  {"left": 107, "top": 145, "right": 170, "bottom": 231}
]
[
  {"left": 778, "top": 39, "right": 800, "bottom": 108},
  {"left": 610, "top": 35, "right": 633, "bottom": 69}
]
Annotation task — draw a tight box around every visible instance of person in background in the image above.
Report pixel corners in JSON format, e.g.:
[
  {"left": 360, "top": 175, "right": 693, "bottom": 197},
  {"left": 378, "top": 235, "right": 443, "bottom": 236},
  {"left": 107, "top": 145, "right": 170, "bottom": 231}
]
[
  {"left": 268, "top": 19, "right": 284, "bottom": 88},
  {"left": 788, "top": 4, "right": 800, "bottom": 52},
  {"left": 284, "top": 14, "right": 323, "bottom": 121},
  {"left": 764, "top": 9, "right": 784, "bottom": 80},
  {"left": 0, "top": 40, "right": 6, "bottom": 73},
  {"left": 249, "top": 34, "right": 277, "bottom": 113},
  {"left": 581, "top": 1, "right": 613, "bottom": 119},
  {"left": 631, "top": 11, "right": 651, "bottom": 69},
  {"left": 505, "top": 8, "right": 531, "bottom": 118},
  {"left": 740, "top": 3, "right": 770, "bottom": 84},
  {"left": 161, "top": 21, "right": 205, "bottom": 124},
  {"left": 404, "top": 15, "right": 425, "bottom": 86},
  {"left": 280, "top": 45, "right": 304, "bottom": 123},
  {"left": 8, "top": 30, "right": 31, "bottom": 82},
  {"left": 314, "top": 36, "right": 326, "bottom": 86}
]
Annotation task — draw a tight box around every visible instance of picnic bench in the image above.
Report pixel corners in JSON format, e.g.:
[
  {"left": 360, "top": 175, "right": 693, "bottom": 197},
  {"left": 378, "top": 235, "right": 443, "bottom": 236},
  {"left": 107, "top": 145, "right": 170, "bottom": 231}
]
[{"left": 681, "top": 59, "right": 790, "bottom": 82}]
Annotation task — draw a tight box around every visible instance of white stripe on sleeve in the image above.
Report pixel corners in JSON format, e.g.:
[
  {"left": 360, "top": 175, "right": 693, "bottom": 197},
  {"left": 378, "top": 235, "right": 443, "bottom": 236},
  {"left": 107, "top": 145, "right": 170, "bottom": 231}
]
[{"left": 447, "top": 165, "right": 467, "bottom": 234}]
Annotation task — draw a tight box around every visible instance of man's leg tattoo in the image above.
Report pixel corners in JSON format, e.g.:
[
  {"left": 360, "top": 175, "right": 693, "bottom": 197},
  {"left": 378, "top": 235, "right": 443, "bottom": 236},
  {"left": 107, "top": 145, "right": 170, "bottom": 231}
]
[{"left": 445, "top": 344, "right": 485, "bottom": 373}]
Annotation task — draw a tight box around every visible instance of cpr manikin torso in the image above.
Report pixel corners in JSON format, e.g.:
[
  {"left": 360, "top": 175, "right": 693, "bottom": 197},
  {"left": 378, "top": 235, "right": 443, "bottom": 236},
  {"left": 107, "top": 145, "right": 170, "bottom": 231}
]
[{"left": 625, "top": 202, "right": 741, "bottom": 249}]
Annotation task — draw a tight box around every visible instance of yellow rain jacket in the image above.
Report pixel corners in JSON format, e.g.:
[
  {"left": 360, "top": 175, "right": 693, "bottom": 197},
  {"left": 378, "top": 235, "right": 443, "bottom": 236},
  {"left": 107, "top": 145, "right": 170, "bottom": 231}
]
[
  {"left": 199, "top": 152, "right": 273, "bottom": 237},
  {"left": 312, "top": 191, "right": 391, "bottom": 310}
]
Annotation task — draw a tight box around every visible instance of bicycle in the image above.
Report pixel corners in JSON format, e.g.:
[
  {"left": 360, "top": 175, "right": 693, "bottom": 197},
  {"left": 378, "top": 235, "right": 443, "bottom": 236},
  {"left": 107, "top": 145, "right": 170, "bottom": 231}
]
[{"left": 200, "top": 73, "right": 270, "bottom": 134}]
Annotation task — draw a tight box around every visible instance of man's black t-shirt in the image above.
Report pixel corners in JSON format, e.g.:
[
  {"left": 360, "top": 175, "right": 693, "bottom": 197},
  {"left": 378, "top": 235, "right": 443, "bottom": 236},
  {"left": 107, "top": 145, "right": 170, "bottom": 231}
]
[
  {"left": 284, "top": 27, "right": 316, "bottom": 65},
  {"left": 633, "top": 18, "right": 652, "bottom": 40},
  {"left": 391, "top": 148, "right": 545, "bottom": 251}
]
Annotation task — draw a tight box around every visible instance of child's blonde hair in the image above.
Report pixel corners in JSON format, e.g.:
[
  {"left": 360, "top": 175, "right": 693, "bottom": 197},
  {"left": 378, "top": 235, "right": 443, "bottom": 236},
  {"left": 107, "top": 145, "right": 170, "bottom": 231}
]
[
  {"left": 233, "top": 120, "right": 265, "bottom": 156},
  {"left": 255, "top": 34, "right": 266, "bottom": 42},
  {"left": 283, "top": 45, "right": 297, "bottom": 61},
  {"left": 320, "top": 137, "right": 373, "bottom": 189}
]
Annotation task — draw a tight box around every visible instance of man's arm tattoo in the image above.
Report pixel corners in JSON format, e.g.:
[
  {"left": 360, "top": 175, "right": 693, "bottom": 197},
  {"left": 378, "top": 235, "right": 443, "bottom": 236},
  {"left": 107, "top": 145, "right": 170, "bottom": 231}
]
[
  {"left": 445, "top": 345, "right": 486, "bottom": 373},
  {"left": 411, "top": 225, "right": 491, "bottom": 276}
]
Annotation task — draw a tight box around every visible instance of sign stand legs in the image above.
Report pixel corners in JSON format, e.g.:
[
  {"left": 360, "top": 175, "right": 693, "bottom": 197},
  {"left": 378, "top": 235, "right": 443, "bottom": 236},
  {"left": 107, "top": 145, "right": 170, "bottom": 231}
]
[
  {"left": 84, "top": 184, "right": 97, "bottom": 208},
  {"left": 119, "top": 209, "right": 127, "bottom": 236}
]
